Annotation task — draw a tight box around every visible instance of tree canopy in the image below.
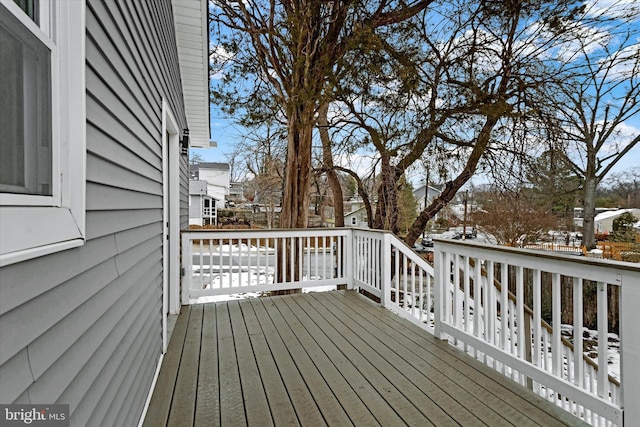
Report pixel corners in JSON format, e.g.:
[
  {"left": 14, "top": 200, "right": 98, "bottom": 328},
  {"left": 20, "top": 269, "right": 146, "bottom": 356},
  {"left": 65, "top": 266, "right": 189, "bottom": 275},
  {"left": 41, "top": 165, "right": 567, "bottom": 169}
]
[{"left": 209, "top": 0, "right": 639, "bottom": 245}]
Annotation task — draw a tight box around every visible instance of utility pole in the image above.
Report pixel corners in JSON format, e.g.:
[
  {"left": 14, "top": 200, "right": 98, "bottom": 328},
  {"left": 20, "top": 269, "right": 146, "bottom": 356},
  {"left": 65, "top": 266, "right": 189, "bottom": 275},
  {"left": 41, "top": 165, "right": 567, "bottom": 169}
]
[{"left": 423, "top": 165, "right": 430, "bottom": 239}]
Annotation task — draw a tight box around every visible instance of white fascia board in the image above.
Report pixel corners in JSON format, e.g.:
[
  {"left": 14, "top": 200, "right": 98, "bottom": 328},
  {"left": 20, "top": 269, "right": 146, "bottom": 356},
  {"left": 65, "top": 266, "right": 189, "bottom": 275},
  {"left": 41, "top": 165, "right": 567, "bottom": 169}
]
[{"left": 172, "top": 0, "right": 210, "bottom": 148}]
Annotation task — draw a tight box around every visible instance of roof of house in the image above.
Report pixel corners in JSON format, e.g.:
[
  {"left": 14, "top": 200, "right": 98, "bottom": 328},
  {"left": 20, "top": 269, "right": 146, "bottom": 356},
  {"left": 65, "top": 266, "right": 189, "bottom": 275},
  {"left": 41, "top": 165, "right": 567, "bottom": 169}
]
[
  {"left": 192, "top": 162, "right": 230, "bottom": 171},
  {"left": 344, "top": 206, "right": 367, "bottom": 217},
  {"left": 173, "top": 0, "right": 211, "bottom": 148},
  {"left": 189, "top": 180, "right": 208, "bottom": 194},
  {"left": 594, "top": 208, "right": 640, "bottom": 222}
]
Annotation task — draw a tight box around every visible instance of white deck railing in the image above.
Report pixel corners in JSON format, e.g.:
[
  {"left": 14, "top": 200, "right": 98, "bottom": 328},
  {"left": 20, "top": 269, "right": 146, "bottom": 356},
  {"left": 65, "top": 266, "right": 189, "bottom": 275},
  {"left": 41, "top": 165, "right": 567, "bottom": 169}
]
[
  {"left": 181, "top": 228, "right": 352, "bottom": 301},
  {"left": 180, "top": 228, "right": 640, "bottom": 426}
]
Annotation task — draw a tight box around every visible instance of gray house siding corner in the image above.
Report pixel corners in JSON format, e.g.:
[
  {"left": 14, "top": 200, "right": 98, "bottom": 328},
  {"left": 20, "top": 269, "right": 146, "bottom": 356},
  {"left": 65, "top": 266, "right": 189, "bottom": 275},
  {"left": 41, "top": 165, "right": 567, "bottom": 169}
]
[{"left": 0, "top": 1, "right": 191, "bottom": 426}]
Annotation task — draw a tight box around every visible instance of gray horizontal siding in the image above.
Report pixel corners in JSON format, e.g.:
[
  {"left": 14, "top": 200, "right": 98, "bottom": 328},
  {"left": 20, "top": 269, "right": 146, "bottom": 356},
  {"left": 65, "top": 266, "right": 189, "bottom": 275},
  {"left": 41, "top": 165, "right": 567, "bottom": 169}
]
[{"left": 0, "top": 1, "right": 190, "bottom": 426}]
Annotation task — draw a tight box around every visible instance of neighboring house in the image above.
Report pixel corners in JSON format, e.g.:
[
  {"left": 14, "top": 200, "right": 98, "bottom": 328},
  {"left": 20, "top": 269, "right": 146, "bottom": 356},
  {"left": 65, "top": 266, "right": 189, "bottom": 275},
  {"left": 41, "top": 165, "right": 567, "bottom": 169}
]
[
  {"left": 189, "top": 180, "right": 217, "bottom": 226},
  {"left": 345, "top": 196, "right": 366, "bottom": 214},
  {"left": 573, "top": 207, "right": 618, "bottom": 228},
  {"left": 345, "top": 206, "right": 369, "bottom": 228},
  {"left": 191, "top": 162, "right": 230, "bottom": 206},
  {"left": 0, "top": 1, "right": 210, "bottom": 426},
  {"left": 413, "top": 184, "right": 445, "bottom": 222},
  {"left": 594, "top": 208, "right": 640, "bottom": 234},
  {"left": 413, "top": 184, "right": 443, "bottom": 208}
]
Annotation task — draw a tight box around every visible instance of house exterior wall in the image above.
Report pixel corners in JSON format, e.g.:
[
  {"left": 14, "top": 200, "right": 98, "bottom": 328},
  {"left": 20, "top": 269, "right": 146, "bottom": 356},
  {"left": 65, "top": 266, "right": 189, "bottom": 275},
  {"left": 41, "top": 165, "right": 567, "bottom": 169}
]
[
  {"left": 189, "top": 195, "right": 204, "bottom": 225},
  {"left": 0, "top": 2, "right": 189, "bottom": 426},
  {"left": 345, "top": 208, "right": 369, "bottom": 228},
  {"left": 197, "top": 164, "right": 230, "bottom": 205}
]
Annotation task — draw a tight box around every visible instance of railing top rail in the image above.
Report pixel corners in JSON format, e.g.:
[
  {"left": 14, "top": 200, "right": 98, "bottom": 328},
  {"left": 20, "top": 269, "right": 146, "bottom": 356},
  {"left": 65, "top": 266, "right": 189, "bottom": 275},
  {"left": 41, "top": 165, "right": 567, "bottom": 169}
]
[
  {"left": 387, "top": 233, "right": 434, "bottom": 273},
  {"left": 182, "top": 227, "right": 352, "bottom": 238},
  {"left": 435, "top": 239, "right": 640, "bottom": 283}
]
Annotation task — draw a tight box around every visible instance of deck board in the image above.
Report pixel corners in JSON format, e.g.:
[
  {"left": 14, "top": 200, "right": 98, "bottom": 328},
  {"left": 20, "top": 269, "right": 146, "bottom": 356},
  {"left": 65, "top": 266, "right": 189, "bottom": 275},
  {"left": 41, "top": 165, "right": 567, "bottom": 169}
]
[
  {"left": 336, "top": 291, "right": 584, "bottom": 427},
  {"left": 144, "top": 291, "right": 587, "bottom": 427},
  {"left": 194, "top": 304, "right": 219, "bottom": 427},
  {"left": 271, "top": 296, "right": 381, "bottom": 426},
  {"left": 249, "top": 298, "right": 327, "bottom": 426},
  {"left": 256, "top": 298, "right": 354, "bottom": 426},
  {"left": 226, "top": 301, "right": 272, "bottom": 426},
  {"left": 216, "top": 302, "right": 247, "bottom": 426},
  {"left": 239, "top": 298, "right": 299, "bottom": 426}
]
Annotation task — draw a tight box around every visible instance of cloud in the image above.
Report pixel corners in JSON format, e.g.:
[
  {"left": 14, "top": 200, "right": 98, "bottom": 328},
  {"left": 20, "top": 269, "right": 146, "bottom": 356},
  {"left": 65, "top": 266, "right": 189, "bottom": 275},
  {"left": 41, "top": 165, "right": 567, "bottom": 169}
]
[
  {"left": 583, "top": 0, "right": 640, "bottom": 21},
  {"left": 209, "top": 45, "right": 234, "bottom": 80}
]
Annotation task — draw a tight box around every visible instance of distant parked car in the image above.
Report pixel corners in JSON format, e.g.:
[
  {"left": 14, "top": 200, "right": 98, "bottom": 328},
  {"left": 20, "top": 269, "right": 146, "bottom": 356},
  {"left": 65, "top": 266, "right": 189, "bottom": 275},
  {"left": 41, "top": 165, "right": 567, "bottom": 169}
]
[{"left": 412, "top": 243, "right": 429, "bottom": 253}]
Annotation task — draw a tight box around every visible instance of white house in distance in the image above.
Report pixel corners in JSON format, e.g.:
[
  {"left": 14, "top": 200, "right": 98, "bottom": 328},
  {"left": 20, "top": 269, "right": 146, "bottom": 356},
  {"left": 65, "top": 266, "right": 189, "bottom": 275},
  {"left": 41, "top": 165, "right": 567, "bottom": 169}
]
[
  {"left": 191, "top": 162, "right": 230, "bottom": 206},
  {"left": 189, "top": 180, "right": 217, "bottom": 226},
  {"left": 594, "top": 208, "right": 640, "bottom": 235}
]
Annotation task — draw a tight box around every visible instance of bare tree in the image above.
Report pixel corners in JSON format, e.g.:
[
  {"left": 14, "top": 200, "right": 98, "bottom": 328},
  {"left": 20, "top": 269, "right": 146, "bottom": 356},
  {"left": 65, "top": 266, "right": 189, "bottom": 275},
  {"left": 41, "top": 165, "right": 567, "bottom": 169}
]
[
  {"left": 555, "top": 30, "right": 640, "bottom": 249},
  {"left": 323, "top": 0, "right": 585, "bottom": 243},
  {"left": 472, "top": 190, "right": 558, "bottom": 247},
  {"left": 210, "top": 0, "right": 432, "bottom": 231}
]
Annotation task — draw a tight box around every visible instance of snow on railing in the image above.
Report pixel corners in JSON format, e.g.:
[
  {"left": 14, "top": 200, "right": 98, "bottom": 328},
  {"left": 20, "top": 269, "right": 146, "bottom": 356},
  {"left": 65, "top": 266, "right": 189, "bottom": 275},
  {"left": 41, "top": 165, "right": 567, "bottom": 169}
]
[
  {"left": 433, "top": 239, "right": 640, "bottom": 426},
  {"left": 181, "top": 228, "right": 351, "bottom": 303}
]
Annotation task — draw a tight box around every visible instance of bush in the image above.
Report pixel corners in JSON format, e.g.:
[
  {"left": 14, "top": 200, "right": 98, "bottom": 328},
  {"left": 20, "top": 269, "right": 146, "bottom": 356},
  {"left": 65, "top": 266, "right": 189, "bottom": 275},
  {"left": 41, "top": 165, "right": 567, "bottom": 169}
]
[{"left": 621, "top": 251, "right": 640, "bottom": 263}]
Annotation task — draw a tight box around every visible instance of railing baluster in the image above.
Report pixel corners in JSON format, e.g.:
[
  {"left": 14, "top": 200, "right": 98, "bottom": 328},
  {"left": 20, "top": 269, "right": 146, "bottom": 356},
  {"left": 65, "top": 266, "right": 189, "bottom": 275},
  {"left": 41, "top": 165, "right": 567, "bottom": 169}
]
[
  {"left": 533, "top": 269, "right": 541, "bottom": 371},
  {"left": 208, "top": 238, "right": 213, "bottom": 290},
  {"left": 552, "top": 273, "right": 562, "bottom": 379},
  {"left": 500, "top": 263, "right": 509, "bottom": 353},
  {"left": 597, "top": 281, "right": 608, "bottom": 399},
  {"left": 403, "top": 252, "right": 408, "bottom": 309},
  {"left": 452, "top": 254, "right": 460, "bottom": 337},
  {"left": 419, "top": 267, "right": 424, "bottom": 322},
  {"left": 516, "top": 266, "right": 525, "bottom": 383},
  {"left": 199, "top": 239, "right": 204, "bottom": 291},
  {"left": 486, "top": 261, "right": 495, "bottom": 365},
  {"left": 463, "top": 255, "right": 470, "bottom": 335},
  {"left": 305, "top": 236, "right": 310, "bottom": 281},
  {"left": 474, "top": 258, "right": 482, "bottom": 342},
  {"left": 573, "top": 277, "right": 584, "bottom": 389},
  {"left": 219, "top": 236, "right": 223, "bottom": 289},
  {"left": 228, "top": 238, "right": 232, "bottom": 288},
  {"left": 315, "top": 236, "right": 320, "bottom": 279}
]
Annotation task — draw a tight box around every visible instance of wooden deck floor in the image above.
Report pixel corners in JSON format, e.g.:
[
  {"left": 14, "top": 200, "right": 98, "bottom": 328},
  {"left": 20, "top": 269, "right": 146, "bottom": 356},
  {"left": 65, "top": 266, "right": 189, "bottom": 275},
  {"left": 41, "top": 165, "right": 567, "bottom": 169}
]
[{"left": 143, "top": 291, "right": 585, "bottom": 426}]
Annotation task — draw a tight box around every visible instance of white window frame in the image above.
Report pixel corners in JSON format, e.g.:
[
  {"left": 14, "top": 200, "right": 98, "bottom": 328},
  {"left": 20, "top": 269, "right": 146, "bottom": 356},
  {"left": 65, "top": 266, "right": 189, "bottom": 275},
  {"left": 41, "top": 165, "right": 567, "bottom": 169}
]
[{"left": 0, "top": 0, "right": 86, "bottom": 267}]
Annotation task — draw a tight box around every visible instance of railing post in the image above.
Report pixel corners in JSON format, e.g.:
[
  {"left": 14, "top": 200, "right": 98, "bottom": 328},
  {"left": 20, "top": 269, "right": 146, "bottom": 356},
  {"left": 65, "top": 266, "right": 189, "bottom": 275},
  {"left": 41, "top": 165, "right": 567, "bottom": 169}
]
[
  {"left": 381, "top": 233, "right": 392, "bottom": 307},
  {"left": 180, "top": 232, "right": 191, "bottom": 307},
  {"left": 433, "top": 242, "right": 443, "bottom": 340},
  {"left": 346, "top": 229, "right": 354, "bottom": 290},
  {"left": 620, "top": 270, "right": 640, "bottom": 426}
]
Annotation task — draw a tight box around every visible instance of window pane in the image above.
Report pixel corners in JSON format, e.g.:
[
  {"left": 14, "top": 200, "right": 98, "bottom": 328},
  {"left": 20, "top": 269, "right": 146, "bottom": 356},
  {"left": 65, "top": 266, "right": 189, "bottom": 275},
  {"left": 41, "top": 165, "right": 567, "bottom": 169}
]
[
  {"left": 13, "top": 0, "right": 38, "bottom": 25},
  {"left": 0, "top": 7, "right": 52, "bottom": 196}
]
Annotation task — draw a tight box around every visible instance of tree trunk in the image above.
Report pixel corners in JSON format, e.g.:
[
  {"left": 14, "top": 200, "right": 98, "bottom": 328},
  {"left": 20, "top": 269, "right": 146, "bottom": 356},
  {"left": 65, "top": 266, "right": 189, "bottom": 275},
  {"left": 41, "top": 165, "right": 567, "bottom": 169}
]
[
  {"left": 318, "top": 103, "right": 345, "bottom": 227},
  {"left": 582, "top": 173, "right": 598, "bottom": 250},
  {"left": 280, "top": 110, "right": 314, "bottom": 229},
  {"left": 277, "top": 107, "right": 314, "bottom": 287},
  {"left": 373, "top": 154, "right": 400, "bottom": 234},
  {"left": 404, "top": 114, "right": 502, "bottom": 245}
]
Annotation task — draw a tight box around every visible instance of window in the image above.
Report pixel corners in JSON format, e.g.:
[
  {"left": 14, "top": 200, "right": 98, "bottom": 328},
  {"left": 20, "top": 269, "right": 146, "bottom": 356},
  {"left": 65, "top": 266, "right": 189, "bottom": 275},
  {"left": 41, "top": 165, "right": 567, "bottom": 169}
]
[{"left": 0, "top": 1, "right": 86, "bottom": 266}]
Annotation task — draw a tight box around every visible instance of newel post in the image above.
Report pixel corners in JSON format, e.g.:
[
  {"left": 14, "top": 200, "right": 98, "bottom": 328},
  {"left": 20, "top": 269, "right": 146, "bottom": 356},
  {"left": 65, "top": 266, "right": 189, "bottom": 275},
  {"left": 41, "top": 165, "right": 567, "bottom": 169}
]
[
  {"left": 381, "top": 233, "right": 392, "bottom": 307},
  {"left": 620, "top": 269, "right": 640, "bottom": 426},
  {"left": 346, "top": 229, "right": 354, "bottom": 290}
]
